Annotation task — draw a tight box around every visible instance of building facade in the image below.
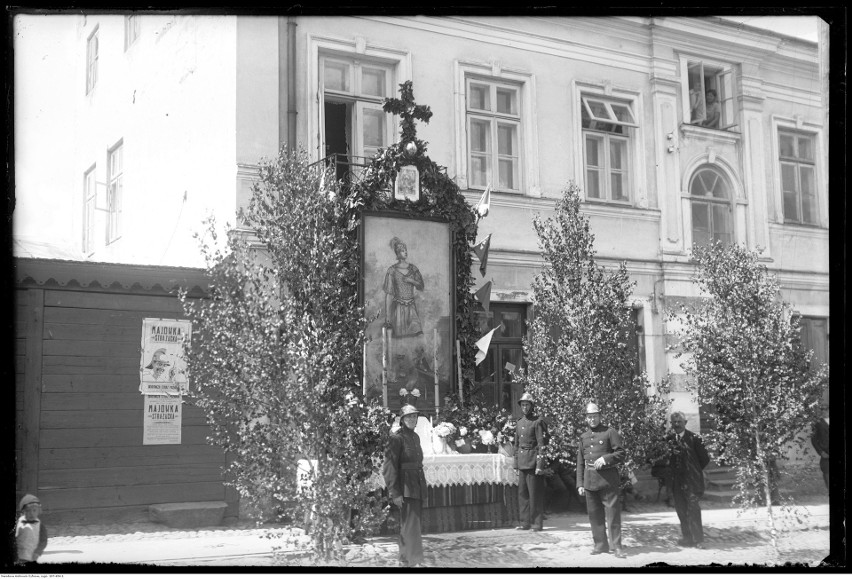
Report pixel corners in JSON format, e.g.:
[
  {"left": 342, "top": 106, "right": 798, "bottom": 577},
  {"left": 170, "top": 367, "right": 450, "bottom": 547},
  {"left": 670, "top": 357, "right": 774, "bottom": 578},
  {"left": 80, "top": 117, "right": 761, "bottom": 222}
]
[{"left": 14, "top": 15, "right": 830, "bottom": 506}]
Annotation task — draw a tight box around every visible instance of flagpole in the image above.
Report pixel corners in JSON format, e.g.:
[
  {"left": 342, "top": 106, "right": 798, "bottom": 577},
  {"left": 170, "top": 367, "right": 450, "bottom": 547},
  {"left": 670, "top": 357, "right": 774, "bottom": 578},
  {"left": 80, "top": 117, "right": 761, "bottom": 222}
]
[
  {"left": 433, "top": 328, "right": 439, "bottom": 417},
  {"left": 456, "top": 339, "right": 463, "bottom": 403},
  {"left": 382, "top": 326, "right": 388, "bottom": 409}
]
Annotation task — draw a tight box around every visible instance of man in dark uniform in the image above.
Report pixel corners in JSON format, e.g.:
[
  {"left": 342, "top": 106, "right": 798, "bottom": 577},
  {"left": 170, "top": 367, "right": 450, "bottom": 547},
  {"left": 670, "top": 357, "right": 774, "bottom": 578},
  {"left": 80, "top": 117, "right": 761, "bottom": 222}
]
[
  {"left": 666, "top": 411, "right": 710, "bottom": 548},
  {"left": 513, "top": 392, "right": 548, "bottom": 532},
  {"left": 811, "top": 407, "right": 829, "bottom": 492},
  {"left": 577, "top": 402, "right": 626, "bottom": 558},
  {"left": 382, "top": 404, "right": 428, "bottom": 567}
]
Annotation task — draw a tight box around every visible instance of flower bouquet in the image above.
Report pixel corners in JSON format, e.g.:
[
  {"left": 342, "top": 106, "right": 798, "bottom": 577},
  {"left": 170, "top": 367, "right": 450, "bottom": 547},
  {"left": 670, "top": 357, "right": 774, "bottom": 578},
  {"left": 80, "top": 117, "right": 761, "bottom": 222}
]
[{"left": 432, "top": 421, "right": 458, "bottom": 454}]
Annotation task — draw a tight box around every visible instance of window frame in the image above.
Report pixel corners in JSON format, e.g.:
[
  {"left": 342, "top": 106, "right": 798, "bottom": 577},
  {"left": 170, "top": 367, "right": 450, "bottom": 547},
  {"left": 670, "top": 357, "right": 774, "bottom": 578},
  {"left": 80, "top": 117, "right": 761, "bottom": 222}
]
[
  {"left": 687, "top": 166, "right": 734, "bottom": 246},
  {"left": 581, "top": 94, "right": 635, "bottom": 204},
  {"left": 86, "top": 26, "right": 99, "bottom": 94},
  {"left": 308, "top": 37, "right": 410, "bottom": 169},
  {"left": 124, "top": 15, "right": 140, "bottom": 51},
  {"left": 573, "top": 82, "right": 645, "bottom": 207},
  {"left": 82, "top": 165, "right": 97, "bottom": 255},
  {"left": 778, "top": 129, "right": 818, "bottom": 226},
  {"left": 464, "top": 77, "right": 523, "bottom": 194},
  {"left": 679, "top": 56, "right": 738, "bottom": 131},
  {"left": 106, "top": 141, "right": 123, "bottom": 244}
]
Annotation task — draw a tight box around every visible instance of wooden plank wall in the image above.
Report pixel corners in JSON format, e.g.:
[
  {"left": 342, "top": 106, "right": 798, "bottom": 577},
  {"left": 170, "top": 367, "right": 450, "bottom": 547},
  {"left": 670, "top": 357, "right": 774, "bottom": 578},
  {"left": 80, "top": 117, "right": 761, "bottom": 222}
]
[{"left": 16, "top": 285, "right": 235, "bottom": 525}]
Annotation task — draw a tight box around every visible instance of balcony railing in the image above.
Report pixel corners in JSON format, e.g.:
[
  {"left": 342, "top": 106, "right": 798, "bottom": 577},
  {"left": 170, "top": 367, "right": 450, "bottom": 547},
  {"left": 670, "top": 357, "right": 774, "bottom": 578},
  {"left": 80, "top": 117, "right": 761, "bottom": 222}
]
[{"left": 310, "top": 153, "right": 372, "bottom": 193}]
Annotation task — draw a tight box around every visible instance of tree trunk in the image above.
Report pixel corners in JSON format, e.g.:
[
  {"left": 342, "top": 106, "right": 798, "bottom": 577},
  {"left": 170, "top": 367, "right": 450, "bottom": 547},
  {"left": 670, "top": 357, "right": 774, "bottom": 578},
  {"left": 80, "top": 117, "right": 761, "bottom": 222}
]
[{"left": 754, "top": 429, "right": 778, "bottom": 552}]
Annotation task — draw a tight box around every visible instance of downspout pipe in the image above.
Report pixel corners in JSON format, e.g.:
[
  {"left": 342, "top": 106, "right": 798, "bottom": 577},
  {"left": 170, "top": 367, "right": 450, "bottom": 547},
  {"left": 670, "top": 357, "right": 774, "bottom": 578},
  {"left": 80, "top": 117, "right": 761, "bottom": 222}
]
[{"left": 287, "top": 17, "right": 298, "bottom": 150}]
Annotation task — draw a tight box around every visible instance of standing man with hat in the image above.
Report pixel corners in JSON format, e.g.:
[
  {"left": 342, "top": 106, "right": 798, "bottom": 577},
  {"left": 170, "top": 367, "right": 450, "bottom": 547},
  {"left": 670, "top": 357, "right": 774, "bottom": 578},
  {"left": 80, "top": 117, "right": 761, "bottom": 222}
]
[
  {"left": 513, "top": 392, "right": 548, "bottom": 532},
  {"left": 382, "top": 404, "right": 428, "bottom": 567},
  {"left": 577, "top": 402, "right": 627, "bottom": 558},
  {"left": 666, "top": 411, "right": 710, "bottom": 548}
]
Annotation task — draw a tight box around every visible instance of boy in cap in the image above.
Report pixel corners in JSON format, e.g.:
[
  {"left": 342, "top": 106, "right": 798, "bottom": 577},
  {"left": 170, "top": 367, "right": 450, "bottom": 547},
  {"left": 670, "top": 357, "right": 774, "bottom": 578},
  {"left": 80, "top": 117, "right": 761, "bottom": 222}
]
[
  {"left": 577, "top": 403, "right": 626, "bottom": 558},
  {"left": 382, "top": 404, "right": 428, "bottom": 567},
  {"left": 15, "top": 494, "right": 48, "bottom": 563}
]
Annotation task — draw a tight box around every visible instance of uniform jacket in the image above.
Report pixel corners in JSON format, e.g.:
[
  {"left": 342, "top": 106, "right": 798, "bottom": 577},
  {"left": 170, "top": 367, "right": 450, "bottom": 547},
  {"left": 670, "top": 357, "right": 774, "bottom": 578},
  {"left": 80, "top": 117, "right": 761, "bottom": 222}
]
[
  {"left": 513, "top": 413, "right": 548, "bottom": 471},
  {"left": 577, "top": 424, "right": 625, "bottom": 491},
  {"left": 666, "top": 429, "right": 710, "bottom": 495},
  {"left": 383, "top": 425, "right": 428, "bottom": 501},
  {"left": 811, "top": 418, "right": 829, "bottom": 457}
]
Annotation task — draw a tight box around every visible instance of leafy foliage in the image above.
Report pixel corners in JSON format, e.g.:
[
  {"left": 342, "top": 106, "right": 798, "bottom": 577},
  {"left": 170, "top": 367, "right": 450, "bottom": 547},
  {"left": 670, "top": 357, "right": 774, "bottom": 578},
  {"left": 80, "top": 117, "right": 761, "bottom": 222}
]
[
  {"left": 672, "top": 242, "right": 828, "bottom": 540},
  {"left": 437, "top": 394, "right": 515, "bottom": 449},
  {"left": 180, "top": 149, "right": 396, "bottom": 562},
  {"left": 518, "top": 184, "right": 671, "bottom": 474}
]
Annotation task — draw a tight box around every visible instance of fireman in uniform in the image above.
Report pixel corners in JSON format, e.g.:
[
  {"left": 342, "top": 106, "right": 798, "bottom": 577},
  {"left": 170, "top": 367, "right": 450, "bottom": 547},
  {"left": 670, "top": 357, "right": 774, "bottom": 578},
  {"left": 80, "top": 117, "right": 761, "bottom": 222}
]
[
  {"left": 577, "top": 402, "right": 627, "bottom": 558},
  {"left": 513, "top": 392, "right": 548, "bottom": 531},
  {"left": 382, "top": 404, "right": 428, "bottom": 567}
]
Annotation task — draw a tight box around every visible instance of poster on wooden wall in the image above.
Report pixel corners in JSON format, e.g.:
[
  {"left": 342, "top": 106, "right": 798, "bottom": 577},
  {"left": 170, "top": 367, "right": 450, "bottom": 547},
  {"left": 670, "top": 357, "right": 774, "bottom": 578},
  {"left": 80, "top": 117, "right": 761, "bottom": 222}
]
[
  {"left": 139, "top": 318, "right": 190, "bottom": 395},
  {"left": 143, "top": 394, "right": 182, "bottom": 445}
]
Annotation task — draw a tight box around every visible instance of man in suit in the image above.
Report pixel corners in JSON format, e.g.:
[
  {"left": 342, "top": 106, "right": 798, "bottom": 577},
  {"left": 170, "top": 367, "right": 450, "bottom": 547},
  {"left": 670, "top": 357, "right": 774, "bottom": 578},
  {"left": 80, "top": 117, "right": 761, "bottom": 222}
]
[
  {"left": 577, "top": 402, "right": 626, "bottom": 558},
  {"left": 383, "top": 404, "right": 428, "bottom": 567},
  {"left": 513, "top": 392, "right": 548, "bottom": 532},
  {"left": 811, "top": 407, "right": 829, "bottom": 492},
  {"left": 667, "top": 411, "right": 710, "bottom": 548}
]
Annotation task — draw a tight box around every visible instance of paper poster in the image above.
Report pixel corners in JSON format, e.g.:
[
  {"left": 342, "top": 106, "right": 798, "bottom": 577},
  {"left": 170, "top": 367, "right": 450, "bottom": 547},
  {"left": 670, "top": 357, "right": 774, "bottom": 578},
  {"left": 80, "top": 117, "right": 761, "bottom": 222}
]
[
  {"left": 139, "top": 318, "right": 190, "bottom": 395},
  {"left": 143, "top": 394, "right": 182, "bottom": 445}
]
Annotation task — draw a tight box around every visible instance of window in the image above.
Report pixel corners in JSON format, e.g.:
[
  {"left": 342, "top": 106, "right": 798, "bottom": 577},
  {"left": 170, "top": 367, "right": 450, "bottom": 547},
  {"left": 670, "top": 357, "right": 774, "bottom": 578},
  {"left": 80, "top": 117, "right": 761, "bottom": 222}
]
[
  {"left": 582, "top": 95, "right": 636, "bottom": 203},
  {"left": 798, "top": 315, "right": 829, "bottom": 406},
  {"left": 779, "top": 130, "right": 817, "bottom": 225},
  {"left": 690, "top": 166, "right": 732, "bottom": 246},
  {"left": 83, "top": 167, "right": 96, "bottom": 254},
  {"left": 86, "top": 27, "right": 98, "bottom": 94},
  {"left": 106, "top": 143, "right": 123, "bottom": 243},
  {"left": 683, "top": 59, "right": 736, "bottom": 130},
  {"left": 466, "top": 79, "right": 521, "bottom": 192},
  {"left": 321, "top": 56, "right": 394, "bottom": 181},
  {"left": 124, "top": 15, "right": 140, "bottom": 50},
  {"left": 474, "top": 303, "right": 527, "bottom": 415}
]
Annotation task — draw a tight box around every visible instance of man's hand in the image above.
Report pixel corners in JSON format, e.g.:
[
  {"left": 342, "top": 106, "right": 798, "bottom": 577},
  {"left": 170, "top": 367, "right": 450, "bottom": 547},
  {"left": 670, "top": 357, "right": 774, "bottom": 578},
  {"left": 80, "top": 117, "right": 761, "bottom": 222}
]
[
  {"left": 535, "top": 469, "right": 543, "bottom": 476},
  {"left": 392, "top": 496, "right": 404, "bottom": 508},
  {"left": 594, "top": 457, "right": 606, "bottom": 470},
  {"left": 578, "top": 487, "right": 585, "bottom": 496},
  {"left": 820, "top": 451, "right": 829, "bottom": 459}
]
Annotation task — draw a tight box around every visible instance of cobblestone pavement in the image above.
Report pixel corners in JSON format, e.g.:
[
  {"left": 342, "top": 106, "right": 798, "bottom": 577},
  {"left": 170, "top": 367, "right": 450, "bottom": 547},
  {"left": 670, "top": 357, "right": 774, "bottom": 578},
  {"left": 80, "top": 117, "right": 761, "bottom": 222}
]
[{"left": 41, "top": 495, "right": 831, "bottom": 568}]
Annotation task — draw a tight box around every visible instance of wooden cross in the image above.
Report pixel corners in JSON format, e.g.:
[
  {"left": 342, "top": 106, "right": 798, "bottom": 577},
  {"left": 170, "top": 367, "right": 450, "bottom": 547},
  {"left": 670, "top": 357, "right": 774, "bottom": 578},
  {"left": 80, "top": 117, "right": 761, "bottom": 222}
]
[{"left": 383, "top": 80, "right": 433, "bottom": 143}]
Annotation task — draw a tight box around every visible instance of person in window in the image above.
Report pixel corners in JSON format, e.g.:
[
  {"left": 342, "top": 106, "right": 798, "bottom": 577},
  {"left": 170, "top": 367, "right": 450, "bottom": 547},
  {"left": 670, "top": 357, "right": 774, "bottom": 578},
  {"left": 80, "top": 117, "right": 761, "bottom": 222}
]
[
  {"left": 689, "top": 88, "right": 706, "bottom": 124},
  {"left": 701, "top": 89, "right": 721, "bottom": 129},
  {"left": 383, "top": 237, "right": 424, "bottom": 338}
]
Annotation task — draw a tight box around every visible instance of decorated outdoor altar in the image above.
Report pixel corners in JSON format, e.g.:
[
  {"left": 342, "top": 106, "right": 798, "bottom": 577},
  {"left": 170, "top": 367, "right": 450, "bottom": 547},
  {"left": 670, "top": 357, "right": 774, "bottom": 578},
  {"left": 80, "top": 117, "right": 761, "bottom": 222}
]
[{"left": 354, "top": 82, "right": 520, "bottom": 532}]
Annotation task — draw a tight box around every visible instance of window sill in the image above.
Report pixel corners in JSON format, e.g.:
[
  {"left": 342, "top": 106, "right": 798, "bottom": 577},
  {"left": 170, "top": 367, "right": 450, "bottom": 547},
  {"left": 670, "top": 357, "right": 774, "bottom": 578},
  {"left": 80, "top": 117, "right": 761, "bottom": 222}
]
[{"left": 680, "top": 123, "right": 741, "bottom": 145}]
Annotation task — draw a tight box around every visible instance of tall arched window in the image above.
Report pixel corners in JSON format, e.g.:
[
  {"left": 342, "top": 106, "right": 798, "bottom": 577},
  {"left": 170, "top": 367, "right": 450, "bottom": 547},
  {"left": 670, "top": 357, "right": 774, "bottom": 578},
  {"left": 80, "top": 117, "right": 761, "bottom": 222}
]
[{"left": 690, "top": 166, "right": 732, "bottom": 246}]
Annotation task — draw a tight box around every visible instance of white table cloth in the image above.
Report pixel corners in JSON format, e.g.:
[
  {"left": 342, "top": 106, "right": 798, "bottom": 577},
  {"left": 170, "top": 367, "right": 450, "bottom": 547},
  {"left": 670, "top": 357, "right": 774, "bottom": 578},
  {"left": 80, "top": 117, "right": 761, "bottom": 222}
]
[{"left": 372, "top": 452, "right": 518, "bottom": 488}]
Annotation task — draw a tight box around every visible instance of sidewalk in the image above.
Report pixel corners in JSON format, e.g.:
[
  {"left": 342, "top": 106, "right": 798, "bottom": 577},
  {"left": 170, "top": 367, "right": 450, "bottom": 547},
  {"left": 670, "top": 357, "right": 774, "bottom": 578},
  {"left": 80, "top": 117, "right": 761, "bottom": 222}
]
[{"left": 35, "top": 496, "right": 831, "bottom": 568}]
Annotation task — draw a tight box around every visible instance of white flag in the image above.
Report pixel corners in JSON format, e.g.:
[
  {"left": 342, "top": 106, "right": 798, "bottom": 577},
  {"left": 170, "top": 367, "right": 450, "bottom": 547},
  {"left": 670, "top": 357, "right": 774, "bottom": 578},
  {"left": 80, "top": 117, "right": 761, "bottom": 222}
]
[
  {"left": 475, "top": 184, "right": 492, "bottom": 219},
  {"left": 474, "top": 326, "right": 500, "bottom": 366}
]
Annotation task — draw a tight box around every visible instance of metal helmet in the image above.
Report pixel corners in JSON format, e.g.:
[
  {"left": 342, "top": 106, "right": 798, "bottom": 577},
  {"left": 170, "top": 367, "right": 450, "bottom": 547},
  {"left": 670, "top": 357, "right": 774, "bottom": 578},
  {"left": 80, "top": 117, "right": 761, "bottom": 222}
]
[
  {"left": 586, "top": 402, "right": 601, "bottom": 414},
  {"left": 400, "top": 404, "right": 419, "bottom": 418},
  {"left": 518, "top": 392, "right": 535, "bottom": 407}
]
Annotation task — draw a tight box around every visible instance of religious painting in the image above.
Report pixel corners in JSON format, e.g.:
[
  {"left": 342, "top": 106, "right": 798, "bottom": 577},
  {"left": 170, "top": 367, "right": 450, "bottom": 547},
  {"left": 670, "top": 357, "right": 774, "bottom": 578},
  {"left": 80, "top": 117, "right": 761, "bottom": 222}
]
[
  {"left": 362, "top": 213, "right": 453, "bottom": 414},
  {"left": 394, "top": 165, "right": 420, "bottom": 202}
]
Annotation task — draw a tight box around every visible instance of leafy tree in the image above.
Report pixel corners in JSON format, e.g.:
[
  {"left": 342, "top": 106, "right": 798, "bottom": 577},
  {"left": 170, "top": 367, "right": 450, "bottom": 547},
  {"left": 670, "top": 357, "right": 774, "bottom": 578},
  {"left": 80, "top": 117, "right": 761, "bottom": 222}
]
[
  {"left": 520, "top": 184, "right": 671, "bottom": 477},
  {"left": 672, "top": 241, "right": 828, "bottom": 549},
  {"left": 180, "top": 149, "right": 394, "bottom": 562}
]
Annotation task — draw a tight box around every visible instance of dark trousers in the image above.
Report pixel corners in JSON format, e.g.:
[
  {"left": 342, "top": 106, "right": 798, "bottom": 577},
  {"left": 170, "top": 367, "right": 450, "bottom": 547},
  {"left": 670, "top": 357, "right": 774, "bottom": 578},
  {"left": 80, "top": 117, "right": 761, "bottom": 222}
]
[
  {"left": 518, "top": 469, "right": 545, "bottom": 529},
  {"left": 672, "top": 484, "right": 703, "bottom": 544},
  {"left": 585, "top": 486, "right": 622, "bottom": 552},
  {"left": 820, "top": 458, "right": 829, "bottom": 492},
  {"left": 397, "top": 498, "right": 423, "bottom": 566}
]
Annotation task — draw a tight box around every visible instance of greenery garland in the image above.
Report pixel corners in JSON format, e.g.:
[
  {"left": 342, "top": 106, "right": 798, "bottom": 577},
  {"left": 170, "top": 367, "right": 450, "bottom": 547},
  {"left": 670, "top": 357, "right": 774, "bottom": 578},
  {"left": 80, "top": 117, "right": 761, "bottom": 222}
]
[{"left": 341, "top": 81, "right": 481, "bottom": 404}]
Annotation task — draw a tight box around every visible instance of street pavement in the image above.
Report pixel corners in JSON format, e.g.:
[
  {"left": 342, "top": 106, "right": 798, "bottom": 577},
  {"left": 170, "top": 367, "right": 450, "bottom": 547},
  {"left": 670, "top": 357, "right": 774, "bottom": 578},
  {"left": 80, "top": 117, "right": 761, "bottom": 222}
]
[{"left": 33, "top": 496, "right": 831, "bottom": 569}]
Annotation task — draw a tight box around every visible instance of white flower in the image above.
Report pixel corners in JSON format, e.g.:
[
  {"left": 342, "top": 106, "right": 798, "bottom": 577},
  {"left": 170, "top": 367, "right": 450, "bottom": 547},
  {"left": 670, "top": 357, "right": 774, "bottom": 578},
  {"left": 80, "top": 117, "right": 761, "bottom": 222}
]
[
  {"left": 411, "top": 388, "right": 421, "bottom": 398},
  {"left": 399, "top": 388, "right": 408, "bottom": 396},
  {"left": 479, "top": 429, "right": 495, "bottom": 446},
  {"left": 434, "top": 422, "right": 457, "bottom": 438},
  {"left": 459, "top": 426, "right": 468, "bottom": 437}
]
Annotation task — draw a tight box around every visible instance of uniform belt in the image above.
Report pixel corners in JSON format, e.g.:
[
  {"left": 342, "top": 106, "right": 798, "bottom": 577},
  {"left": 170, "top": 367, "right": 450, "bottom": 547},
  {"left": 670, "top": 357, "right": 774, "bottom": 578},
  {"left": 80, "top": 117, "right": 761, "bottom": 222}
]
[
  {"left": 400, "top": 462, "right": 423, "bottom": 470},
  {"left": 519, "top": 445, "right": 535, "bottom": 450}
]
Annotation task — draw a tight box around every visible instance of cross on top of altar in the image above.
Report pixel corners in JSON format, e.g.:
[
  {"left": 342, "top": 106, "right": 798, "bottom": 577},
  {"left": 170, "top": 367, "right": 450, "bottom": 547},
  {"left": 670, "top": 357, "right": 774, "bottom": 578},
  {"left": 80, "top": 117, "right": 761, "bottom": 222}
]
[{"left": 383, "top": 80, "right": 433, "bottom": 143}]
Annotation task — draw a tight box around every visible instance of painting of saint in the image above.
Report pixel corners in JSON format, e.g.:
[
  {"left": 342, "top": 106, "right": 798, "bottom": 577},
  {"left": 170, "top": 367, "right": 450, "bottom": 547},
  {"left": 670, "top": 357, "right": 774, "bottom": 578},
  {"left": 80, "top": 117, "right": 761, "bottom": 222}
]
[{"left": 384, "top": 237, "right": 424, "bottom": 337}]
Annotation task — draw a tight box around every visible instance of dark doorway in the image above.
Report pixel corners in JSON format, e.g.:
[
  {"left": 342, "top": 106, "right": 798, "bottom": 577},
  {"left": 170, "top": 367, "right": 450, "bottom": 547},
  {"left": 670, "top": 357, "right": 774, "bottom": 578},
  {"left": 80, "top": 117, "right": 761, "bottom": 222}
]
[
  {"left": 324, "top": 101, "right": 350, "bottom": 183},
  {"left": 474, "top": 303, "right": 527, "bottom": 417}
]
